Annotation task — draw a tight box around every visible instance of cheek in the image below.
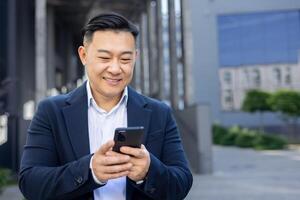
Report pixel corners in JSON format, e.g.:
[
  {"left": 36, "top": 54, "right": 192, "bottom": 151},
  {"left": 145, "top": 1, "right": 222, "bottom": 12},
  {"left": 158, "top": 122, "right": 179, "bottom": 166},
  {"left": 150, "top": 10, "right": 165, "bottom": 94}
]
[
  {"left": 123, "top": 66, "right": 134, "bottom": 77},
  {"left": 87, "top": 62, "right": 107, "bottom": 74}
]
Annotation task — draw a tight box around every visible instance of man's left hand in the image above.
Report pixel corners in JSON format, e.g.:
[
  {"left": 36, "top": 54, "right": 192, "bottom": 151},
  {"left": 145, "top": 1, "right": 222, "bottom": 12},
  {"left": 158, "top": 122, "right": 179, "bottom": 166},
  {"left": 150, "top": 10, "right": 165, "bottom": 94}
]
[{"left": 107, "top": 145, "right": 150, "bottom": 182}]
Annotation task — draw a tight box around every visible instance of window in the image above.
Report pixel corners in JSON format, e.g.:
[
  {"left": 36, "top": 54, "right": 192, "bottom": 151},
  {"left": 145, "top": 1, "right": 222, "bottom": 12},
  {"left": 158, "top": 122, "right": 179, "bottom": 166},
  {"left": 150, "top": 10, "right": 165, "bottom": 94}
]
[
  {"left": 285, "top": 66, "right": 292, "bottom": 85},
  {"left": 252, "top": 69, "right": 261, "bottom": 87},
  {"left": 223, "top": 71, "right": 232, "bottom": 84},
  {"left": 224, "top": 89, "right": 234, "bottom": 109},
  {"left": 273, "top": 67, "right": 281, "bottom": 85}
]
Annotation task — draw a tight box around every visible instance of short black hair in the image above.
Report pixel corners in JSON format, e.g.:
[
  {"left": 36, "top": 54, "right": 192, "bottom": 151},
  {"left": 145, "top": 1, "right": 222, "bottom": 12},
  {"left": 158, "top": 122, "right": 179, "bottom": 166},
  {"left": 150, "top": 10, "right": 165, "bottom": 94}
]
[{"left": 81, "top": 13, "right": 139, "bottom": 44}]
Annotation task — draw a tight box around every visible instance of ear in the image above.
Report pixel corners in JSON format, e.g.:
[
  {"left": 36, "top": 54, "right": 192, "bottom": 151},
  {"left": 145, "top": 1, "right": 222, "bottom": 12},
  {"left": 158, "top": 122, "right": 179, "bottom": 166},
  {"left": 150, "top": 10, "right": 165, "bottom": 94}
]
[{"left": 78, "top": 46, "right": 87, "bottom": 66}]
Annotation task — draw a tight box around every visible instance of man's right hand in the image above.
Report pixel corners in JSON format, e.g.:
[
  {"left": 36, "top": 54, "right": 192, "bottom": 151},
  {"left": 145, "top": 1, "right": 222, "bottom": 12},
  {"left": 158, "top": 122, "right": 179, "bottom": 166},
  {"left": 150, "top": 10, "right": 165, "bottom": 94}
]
[{"left": 91, "top": 140, "right": 132, "bottom": 183}]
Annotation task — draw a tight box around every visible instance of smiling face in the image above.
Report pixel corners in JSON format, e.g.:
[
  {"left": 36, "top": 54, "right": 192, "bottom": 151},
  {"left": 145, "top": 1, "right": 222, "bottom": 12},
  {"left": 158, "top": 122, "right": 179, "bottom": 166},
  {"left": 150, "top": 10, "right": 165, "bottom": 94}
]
[{"left": 78, "top": 30, "right": 137, "bottom": 106}]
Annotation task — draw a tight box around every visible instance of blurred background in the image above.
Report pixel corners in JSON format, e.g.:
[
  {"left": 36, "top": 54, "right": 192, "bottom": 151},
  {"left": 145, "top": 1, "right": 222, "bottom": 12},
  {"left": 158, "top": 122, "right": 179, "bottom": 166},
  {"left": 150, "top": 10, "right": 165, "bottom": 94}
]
[{"left": 1, "top": 0, "right": 300, "bottom": 199}]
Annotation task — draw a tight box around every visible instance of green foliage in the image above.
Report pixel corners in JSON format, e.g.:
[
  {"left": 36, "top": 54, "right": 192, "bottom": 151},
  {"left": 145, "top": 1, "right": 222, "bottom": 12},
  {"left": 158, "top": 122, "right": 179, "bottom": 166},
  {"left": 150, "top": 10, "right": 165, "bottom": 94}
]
[
  {"left": 268, "top": 90, "right": 300, "bottom": 117},
  {"left": 0, "top": 168, "right": 10, "bottom": 194},
  {"left": 212, "top": 124, "right": 288, "bottom": 150},
  {"left": 219, "top": 126, "right": 240, "bottom": 146},
  {"left": 212, "top": 124, "right": 228, "bottom": 144},
  {"left": 235, "top": 129, "right": 256, "bottom": 148},
  {"left": 253, "top": 134, "right": 287, "bottom": 150},
  {"left": 242, "top": 89, "right": 272, "bottom": 113}
]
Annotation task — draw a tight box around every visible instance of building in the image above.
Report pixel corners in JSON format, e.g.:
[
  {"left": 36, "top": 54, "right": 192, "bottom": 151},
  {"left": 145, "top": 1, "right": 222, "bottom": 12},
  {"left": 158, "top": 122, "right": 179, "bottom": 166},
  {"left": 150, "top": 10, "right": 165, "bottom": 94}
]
[
  {"left": 218, "top": 10, "right": 300, "bottom": 111},
  {"left": 219, "top": 63, "right": 300, "bottom": 110},
  {"left": 187, "top": 0, "right": 300, "bottom": 137}
]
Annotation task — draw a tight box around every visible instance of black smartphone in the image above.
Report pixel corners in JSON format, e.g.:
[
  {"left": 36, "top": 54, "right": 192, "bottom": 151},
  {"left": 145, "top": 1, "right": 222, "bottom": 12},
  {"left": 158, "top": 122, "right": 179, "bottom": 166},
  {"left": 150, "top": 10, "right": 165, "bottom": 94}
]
[{"left": 112, "top": 126, "right": 144, "bottom": 153}]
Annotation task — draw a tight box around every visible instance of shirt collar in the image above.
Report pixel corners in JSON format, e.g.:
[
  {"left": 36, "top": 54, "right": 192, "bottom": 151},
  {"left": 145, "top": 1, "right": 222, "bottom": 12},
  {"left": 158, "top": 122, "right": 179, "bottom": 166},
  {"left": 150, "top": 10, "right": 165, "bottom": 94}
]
[{"left": 86, "top": 80, "right": 128, "bottom": 110}]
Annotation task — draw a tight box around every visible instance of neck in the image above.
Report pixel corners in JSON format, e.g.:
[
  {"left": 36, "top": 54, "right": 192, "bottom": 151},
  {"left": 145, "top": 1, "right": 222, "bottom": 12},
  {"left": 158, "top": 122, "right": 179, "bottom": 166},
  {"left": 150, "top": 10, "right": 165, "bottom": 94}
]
[{"left": 91, "top": 91, "right": 123, "bottom": 112}]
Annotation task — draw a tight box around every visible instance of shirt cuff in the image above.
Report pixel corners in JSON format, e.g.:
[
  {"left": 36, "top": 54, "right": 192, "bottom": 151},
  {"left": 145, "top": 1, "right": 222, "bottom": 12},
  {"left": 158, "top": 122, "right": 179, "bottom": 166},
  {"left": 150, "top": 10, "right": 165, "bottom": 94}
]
[{"left": 90, "top": 155, "right": 107, "bottom": 185}]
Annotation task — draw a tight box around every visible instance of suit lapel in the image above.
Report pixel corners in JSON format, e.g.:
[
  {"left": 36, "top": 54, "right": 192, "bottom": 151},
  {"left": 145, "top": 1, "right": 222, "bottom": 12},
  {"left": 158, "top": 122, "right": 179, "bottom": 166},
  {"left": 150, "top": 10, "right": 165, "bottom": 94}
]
[
  {"left": 127, "top": 87, "right": 152, "bottom": 144},
  {"left": 62, "top": 83, "right": 90, "bottom": 159},
  {"left": 126, "top": 87, "right": 152, "bottom": 199}
]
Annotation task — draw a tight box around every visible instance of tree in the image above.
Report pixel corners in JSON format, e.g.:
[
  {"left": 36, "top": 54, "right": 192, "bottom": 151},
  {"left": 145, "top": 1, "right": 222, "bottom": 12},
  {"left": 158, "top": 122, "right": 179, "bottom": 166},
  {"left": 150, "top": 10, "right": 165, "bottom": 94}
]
[
  {"left": 242, "top": 89, "right": 272, "bottom": 132},
  {"left": 268, "top": 90, "right": 300, "bottom": 137}
]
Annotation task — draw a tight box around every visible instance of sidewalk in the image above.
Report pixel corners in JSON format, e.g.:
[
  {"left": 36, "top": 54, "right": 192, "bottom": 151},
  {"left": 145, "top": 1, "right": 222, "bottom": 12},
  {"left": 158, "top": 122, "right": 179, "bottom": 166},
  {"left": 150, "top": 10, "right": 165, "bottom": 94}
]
[
  {"left": 185, "top": 146, "right": 300, "bottom": 200},
  {"left": 0, "top": 185, "right": 23, "bottom": 200},
  {"left": 1, "top": 145, "right": 300, "bottom": 199}
]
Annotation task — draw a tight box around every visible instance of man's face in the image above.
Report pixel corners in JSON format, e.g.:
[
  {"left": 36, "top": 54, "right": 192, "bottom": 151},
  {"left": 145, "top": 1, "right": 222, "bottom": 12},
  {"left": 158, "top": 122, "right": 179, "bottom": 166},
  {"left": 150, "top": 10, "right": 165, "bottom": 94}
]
[{"left": 78, "top": 30, "right": 136, "bottom": 101}]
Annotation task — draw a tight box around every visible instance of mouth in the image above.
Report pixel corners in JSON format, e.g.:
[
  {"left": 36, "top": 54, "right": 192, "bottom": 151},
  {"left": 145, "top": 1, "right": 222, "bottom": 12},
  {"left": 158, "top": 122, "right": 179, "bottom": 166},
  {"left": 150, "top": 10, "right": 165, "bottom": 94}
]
[{"left": 103, "top": 77, "right": 122, "bottom": 86}]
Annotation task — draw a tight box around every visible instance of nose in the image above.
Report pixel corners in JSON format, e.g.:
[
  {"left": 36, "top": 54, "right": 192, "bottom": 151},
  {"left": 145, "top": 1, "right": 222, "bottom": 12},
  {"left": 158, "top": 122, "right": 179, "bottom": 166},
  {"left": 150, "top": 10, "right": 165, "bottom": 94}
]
[{"left": 107, "top": 59, "right": 121, "bottom": 74}]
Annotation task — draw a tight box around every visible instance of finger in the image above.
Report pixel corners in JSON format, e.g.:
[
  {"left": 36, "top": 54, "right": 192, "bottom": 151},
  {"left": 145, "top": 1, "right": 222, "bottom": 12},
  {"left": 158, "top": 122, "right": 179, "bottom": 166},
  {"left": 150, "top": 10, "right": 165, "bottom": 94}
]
[
  {"left": 120, "top": 147, "right": 145, "bottom": 158},
  {"left": 97, "top": 140, "right": 115, "bottom": 155},
  {"left": 103, "top": 162, "right": 133, "bottom": 174},
  {"left": 102, "top": 155, "right": 131, "bottom": 165},
  {"left": 101, "top": 171, "right": 130, "bottom": 180},
  {"left": 105, "top": 150, "right": 122, "bottom": 157}
]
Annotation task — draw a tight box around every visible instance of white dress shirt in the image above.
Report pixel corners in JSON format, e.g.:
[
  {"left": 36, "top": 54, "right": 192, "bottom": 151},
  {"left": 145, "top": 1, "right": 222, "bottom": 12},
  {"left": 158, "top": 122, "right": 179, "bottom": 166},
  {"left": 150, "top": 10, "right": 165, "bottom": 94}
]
[{"left": 86, "top": 81, "right": 128, "bottom": 200}]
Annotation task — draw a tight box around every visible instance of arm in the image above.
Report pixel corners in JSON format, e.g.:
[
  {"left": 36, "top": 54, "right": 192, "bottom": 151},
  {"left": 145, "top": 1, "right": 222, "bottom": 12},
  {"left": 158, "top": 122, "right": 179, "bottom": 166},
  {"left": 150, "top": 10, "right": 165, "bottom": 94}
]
[{"left": 18, "top": 100, "right": 99, "bottom": 200}]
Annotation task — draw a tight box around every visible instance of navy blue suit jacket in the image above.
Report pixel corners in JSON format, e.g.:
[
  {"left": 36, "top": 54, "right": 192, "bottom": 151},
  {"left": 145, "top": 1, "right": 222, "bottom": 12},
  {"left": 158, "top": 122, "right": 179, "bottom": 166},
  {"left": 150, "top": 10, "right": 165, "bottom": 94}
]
[{"left": 19, "top": 83, "right": 193, "bottom": 200}]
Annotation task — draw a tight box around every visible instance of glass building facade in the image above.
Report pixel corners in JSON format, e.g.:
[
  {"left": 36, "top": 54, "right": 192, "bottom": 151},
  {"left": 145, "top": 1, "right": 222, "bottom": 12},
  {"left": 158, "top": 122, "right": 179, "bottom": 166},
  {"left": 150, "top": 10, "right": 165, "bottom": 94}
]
[{"left": 218, "top": 10, "right": 300, "bottom": 67}]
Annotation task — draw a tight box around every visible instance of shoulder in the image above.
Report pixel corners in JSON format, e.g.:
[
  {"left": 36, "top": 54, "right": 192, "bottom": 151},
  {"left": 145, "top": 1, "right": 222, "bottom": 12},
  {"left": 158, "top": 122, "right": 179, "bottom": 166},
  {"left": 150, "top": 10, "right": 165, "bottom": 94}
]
[
  {"left": 129, "top": 88, "right": 171, "bottom": 113},
  {"left": 35, "top": 94, "right": 69, "bottom": 115},
  {"left": 37, "top": 83, "right": 87, "bottom": 110}
]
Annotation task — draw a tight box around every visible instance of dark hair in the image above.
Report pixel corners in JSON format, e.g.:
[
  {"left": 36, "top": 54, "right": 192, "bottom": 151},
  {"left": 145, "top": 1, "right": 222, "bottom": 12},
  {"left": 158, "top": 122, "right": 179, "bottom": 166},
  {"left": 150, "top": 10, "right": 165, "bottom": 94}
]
[{"left": 82, "top": 13, "right": 139, "bottom": 44}]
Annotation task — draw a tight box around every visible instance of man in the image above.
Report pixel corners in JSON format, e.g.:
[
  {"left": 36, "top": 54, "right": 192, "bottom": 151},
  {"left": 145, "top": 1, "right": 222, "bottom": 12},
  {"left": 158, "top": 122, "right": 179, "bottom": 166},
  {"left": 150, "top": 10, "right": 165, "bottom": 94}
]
[{"left": 19, "top": 13, "right": 193, "bottom": 200}]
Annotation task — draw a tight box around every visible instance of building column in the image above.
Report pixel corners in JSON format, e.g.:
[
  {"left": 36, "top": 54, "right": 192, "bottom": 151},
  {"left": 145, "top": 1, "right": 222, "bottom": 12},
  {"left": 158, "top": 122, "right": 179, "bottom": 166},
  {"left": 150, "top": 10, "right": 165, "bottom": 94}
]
[
  {"left": 140, "top": 12, "right": 150, "bottom": 95},
  {"left": 147, "top": 1, "right": 159, "bottom": 98},
  {"left": 35, "top": 0, "right": 47, "bottom": 103},
  {"left": 7, "top": 0, "right": 18, "bottom": 172},
  {"left": 180, "top": 0, "right": 194, "bottom": 106},
  {"left": 47, "top": 5, "right": 55, "bottom": 91},
  {"left": 156, "top": 0, "right": 165, "bottom": 101},
  {"left": 168, "top": 0, "right": 179, "bottom": 108}
]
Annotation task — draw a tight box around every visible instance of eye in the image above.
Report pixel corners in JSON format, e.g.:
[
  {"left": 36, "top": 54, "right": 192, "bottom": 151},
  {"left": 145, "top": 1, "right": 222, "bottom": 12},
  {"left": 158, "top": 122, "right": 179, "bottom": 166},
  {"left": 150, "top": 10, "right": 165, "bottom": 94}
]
[
  {"left": 99, "top": 57, "right": 110, "bottom": 60},
  {"left": 120, "top": 58, "right": 132, "bottom": 63},
  {"left": 98, "top": 57, "right": 111, "bottom": 62}
]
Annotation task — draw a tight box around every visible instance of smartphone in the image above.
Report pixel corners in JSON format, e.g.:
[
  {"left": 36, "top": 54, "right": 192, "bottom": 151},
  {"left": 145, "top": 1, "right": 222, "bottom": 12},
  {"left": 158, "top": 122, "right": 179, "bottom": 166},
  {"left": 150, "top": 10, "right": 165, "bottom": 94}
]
[{"left": 112, "top": 126, "right": 144, "bottom": 153}]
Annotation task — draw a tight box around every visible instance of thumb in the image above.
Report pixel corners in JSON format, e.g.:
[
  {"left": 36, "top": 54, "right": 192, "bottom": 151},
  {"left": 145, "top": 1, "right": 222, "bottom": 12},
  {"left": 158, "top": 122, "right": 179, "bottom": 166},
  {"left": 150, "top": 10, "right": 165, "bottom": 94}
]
[{"left": 97, "top": 140, "right": 114, "bottom": 155}]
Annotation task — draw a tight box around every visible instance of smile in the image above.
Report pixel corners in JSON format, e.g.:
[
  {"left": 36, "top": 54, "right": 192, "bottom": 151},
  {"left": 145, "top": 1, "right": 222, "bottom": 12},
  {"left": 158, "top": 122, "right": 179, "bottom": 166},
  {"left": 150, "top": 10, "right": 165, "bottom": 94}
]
[{"left": 103, "top": 77, "right": 122, "bottom": 85}]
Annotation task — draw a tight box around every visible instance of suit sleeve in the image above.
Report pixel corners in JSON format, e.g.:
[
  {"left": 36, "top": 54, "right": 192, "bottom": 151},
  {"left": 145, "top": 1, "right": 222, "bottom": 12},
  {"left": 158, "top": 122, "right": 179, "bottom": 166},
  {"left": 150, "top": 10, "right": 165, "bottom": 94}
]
[
  {"left": 18, "top": 100, "right": 100, "bottom": 200},
  {"left": 130, "top": 106, "right": 193, "bottom": 200}
]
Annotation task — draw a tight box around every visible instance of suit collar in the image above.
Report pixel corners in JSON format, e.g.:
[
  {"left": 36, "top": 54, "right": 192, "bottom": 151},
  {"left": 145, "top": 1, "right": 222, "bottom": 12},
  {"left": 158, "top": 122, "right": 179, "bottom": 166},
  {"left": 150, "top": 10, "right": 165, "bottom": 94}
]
[{"left": 63, "top": 82, "right": 90, "bottom": 159}]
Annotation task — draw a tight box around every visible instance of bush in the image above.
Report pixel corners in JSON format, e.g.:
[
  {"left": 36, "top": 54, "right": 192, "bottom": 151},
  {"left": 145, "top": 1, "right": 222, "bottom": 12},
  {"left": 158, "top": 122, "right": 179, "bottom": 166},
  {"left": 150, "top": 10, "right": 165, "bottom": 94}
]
[
  {"left": 212, "top": 124, "right": 228, "bottom": 144},
  {"left": 219, "top": 126, "right": 240, "bottom": 146},
  {"left": 235, "top": 129, "right": 256, "bottom": 148},
  {"left": 253, "top": 134, "right": 287, "bottom": 150},
  {"left": 212, "top": 124, "right": 288, "bottom": 150},
  {"left": 0, "top": 168, "right": 10, "bottom": 194}
]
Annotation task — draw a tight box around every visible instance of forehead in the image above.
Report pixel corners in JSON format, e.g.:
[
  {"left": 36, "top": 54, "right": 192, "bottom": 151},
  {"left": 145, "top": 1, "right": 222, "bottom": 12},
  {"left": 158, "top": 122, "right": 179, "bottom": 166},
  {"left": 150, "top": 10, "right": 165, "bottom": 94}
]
[{"left": 89, "top": 30, "right": 136, "bottom": 48}]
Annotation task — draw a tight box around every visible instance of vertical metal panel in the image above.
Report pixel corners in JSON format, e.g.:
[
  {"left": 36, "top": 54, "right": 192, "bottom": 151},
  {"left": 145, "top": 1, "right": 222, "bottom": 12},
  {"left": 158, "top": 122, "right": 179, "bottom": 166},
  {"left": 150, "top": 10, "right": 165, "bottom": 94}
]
[
  {"left": 35, "top": 0, "right": 47, "bottom": 103},
  {"left": 7, "top": 0, "right": 18, "bottom": 171},
  {"left": 140, "top": 12, "right": 150, "bottom": 95},
  {"left": 156, "top": 0, "right": 165, "bottom": 100},
  {"left": 168, "top": 0, "right": 179, "bottom": 108},
  {"left": 147, "top": 1, "right": 159, "bottom": 98},
  {"left": 180, "top": 0, "right": 194, "bottom": 106}
]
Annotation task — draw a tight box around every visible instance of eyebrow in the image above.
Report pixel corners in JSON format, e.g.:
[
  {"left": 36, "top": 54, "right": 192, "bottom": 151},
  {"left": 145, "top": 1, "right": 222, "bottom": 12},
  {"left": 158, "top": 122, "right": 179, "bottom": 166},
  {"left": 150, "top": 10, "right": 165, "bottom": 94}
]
[{"left": 97, "top": 49, "right": 134, "bottom": 55}]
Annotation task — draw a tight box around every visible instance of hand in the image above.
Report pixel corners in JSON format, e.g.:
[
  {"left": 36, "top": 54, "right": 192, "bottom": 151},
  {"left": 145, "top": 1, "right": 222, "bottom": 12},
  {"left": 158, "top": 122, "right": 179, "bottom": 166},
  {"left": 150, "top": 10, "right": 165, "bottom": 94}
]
[
  {"left": 91, "top": 140, "right": 133, "bottom": 182},
  {"left": 120, "top": 145, "right": 150, "bottom": 182}
]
